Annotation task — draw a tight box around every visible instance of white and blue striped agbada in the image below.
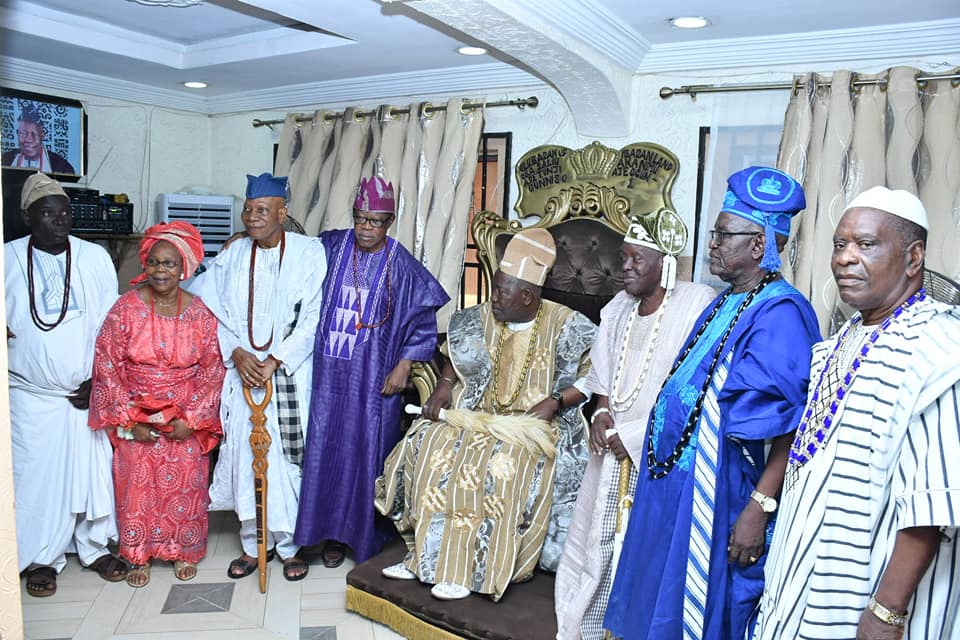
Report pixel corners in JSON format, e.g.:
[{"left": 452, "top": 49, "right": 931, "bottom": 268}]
[{"left": 756, "top": 297, "right": 960, "bottom": 640}]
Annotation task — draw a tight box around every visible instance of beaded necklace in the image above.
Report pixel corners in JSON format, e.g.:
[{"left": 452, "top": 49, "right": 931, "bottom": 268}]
[
  {"left": 247, "top": 231, "right": 285, "bottom": 352},
  {"left": 787, "top": 288, "right": 926, "bottom": 480},
  {"left": 490, "top": 303, "right": 544, "bottom": 413},
  {"left": 610, "top": 288, "right": 672, "bottom": 413},
  {"left": 150, "top": 288, "right": 183, "bottom": 365},
  {"left": 647, "top": 272, "right": 778, "bottom": 479},
  {"left": 352, "top": 241, "right": 392, "bottom": 330},
  {"left": 27, "top": 238, "right": 71, "bottom": 332}
]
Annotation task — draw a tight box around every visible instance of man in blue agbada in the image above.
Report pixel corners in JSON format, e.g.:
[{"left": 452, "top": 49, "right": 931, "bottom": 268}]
[
  {"left": 604, "top": 167, "right": 821, "bottom": 640},
  {"left": 294, "top": 177, "right": 449, "bottom": 568}
]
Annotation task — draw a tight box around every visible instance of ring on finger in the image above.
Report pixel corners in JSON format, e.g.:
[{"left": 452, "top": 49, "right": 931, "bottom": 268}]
[{"left": 749, "top": 555, "right": 758, "bottom": 563}]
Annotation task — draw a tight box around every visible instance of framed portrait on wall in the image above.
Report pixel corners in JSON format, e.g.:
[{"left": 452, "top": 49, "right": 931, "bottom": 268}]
[{"left": 1, "top": 87, "right": 86, "bottom": 178}]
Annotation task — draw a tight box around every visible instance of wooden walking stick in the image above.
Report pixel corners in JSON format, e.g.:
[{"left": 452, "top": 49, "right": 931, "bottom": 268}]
[
  {"left": 244, "top": 380, "right": 273, "bottom": 594},
  {"left": 604, "top": 457, "right": 633, "bottom": 640}
]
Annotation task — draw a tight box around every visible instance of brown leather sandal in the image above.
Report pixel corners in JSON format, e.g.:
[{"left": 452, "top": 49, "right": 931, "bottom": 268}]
[
  {"left": 283, "top": 555, "right": 309, "bottom": 581},
  {"left": 87, "top": 553, "right": 128, "bottom": 582},
  {"left": 321, "top": 541, "right": 346, "bottom": 568},
  {"left": 25, "top": 566, "right": 57, "bottom": 598}
]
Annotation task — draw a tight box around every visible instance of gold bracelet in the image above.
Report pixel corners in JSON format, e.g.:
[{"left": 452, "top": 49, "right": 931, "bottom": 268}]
[{"left": 868, "top": 595, "right": 907, "bottom": 627}]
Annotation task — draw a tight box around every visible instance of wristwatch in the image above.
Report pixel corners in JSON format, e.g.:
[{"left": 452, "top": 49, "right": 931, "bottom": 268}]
[
  {"left": 750, "top": 490, "right": 778, "bottom": 513},
  {"left": 867, "top": 595, "right": 908, "bottom": 627},
  {"left": 551, "top": 390, "right": 564, "bottom": 411}
]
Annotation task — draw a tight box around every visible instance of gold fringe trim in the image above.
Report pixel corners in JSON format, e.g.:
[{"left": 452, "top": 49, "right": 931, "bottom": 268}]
[
  {"left": 442, "top": 408, "right": 556, "bottom": 457},
  {"left": 345, "top": 584, "right": 466, "bottom": 639}
]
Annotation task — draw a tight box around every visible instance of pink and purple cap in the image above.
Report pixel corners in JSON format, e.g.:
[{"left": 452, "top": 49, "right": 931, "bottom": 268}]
[{"left": 354, "top": 176, "right": 395, "bottom": 214}]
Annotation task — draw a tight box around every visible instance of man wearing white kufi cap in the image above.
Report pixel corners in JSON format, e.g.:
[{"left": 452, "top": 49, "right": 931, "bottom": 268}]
[
  {"left": 756, "top": 186, "right": 960, "bottom": 640},
  {"left": 377, "top": 227, "right": 597, "bottom": 601},
  {"left": 556, "top": 210, "right": 715, "bottom": 639}
]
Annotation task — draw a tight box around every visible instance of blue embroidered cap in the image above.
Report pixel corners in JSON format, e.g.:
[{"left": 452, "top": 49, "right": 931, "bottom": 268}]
[
  {"left": 720, "top": 166, "right": 805, "bottom": 271},
  {"left": 245, "top": 172, "right": 288, "bottom": 199}
]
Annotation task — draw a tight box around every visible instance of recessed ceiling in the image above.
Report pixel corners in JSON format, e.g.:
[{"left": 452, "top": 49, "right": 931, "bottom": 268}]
[{"left": 0, "top": 0, "right": 957, "bottom": 118}]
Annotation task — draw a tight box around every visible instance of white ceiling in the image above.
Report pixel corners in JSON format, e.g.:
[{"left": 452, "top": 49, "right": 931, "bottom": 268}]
[{"left": 1, "top": 0, "right": 958, "bottom": 131}]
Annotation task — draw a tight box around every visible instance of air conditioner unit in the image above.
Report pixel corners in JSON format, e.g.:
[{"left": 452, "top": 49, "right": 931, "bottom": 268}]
[{"left": 157, "top": 193, "right": 235, "bottom": 257}]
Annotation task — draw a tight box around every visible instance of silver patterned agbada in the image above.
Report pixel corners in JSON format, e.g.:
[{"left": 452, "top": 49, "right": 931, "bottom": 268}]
[{"left": 376, "top": 298, "right": 596, "bottom": 601}]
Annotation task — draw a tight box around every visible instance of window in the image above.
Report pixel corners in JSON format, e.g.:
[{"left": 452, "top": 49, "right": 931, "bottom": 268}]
[
  {"left": 694, "top": 125, "right": 782, "bottom": 287},
  {"left": 461, "top": 132, "right": 511, "bottom": 308}
]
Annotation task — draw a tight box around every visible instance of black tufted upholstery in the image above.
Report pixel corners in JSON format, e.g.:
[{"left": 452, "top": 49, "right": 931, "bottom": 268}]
[{"left": 494, "top": 218, "right": 624, "bottom": 324}]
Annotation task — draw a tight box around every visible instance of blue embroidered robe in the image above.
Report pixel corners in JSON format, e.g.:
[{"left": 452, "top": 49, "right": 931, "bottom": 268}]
[
  {"left": 604, "top": 279, "right": 820, "bottom": 640},
  {"left": 295, "top": 229, "right": 448, "bottom": 562}
]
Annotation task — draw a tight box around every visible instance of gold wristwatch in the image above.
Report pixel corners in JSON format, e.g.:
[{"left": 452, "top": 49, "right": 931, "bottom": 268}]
[
  {"left": 750, "top": 490, "right": 778, "bottom": 513},
  {"left": 868, "top": 595, "right": 907, "bottom": 627}
]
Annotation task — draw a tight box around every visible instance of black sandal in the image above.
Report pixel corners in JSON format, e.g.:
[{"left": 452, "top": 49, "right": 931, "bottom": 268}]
[
  {"left": 283, "top": 555, "right": 309, "bottom": 581},
  {"left": 25, "top": 566, "right": 57, "bottom": 598},
  {"left": 227, "top": 549, "right": 275, "bottom": 579},
  {"left": 321, "top": 541, "right": 346, "bottom": 568},
  {"left": 87, "top": 553, "right": 128, "bottom": 582}
]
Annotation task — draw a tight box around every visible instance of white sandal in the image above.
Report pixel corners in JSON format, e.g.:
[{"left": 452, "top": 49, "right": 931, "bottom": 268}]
[
  {"left": 381, "top": 562, "right": 417, "bottom": 580},
  {"left": 430, "top": 582, "right": 470, "bottom": 600}
]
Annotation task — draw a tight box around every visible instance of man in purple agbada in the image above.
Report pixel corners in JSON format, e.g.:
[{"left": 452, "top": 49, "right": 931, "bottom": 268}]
[{"left": 295, "top": 176, "right": 448, "bottom": 567}]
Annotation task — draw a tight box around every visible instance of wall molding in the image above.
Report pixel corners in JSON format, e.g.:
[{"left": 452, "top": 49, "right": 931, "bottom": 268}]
[
  {"left": 0, "top": 56, "right": 541, "bottom": 115},
  {"left": 640, "top": 18, "right": 960, "bottom": 73}
]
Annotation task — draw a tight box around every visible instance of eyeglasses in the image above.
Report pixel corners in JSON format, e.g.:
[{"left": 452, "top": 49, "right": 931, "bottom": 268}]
[
  {"left": 146, "top": 258, "right": 181, "bottom": 270},
  {"left": 709, "top": 230, "right": 760, "bottom": 244},
  {"left": 353, "top": 214, "right": 392, "bottom": 229}
]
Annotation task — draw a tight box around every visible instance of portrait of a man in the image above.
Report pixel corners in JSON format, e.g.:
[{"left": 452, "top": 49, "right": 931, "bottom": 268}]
[{"left": 2, "top": 100, "right": 77, "bottom": 174}]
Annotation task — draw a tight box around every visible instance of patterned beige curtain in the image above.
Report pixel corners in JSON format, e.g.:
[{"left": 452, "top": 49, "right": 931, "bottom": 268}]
[
  {"left": 779, "top": 66, "right": 960, "bottom": 335},
  {"left": 276, "top": 98, "right": 485, "bottom": 328}
]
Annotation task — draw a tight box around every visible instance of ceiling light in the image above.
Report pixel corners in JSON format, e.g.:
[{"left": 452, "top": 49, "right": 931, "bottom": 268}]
[
  {"left": 183, "top": 81, "right": 208, "bottom": 89},
  {"left": 128, "top": 0, "right": 204, "bottom": 6},
  {"left": 669, "top": 16, "right": 710, "bottom": 29},
  {"left": 457, "top": 46, "right": 487, "bottom": 56}
]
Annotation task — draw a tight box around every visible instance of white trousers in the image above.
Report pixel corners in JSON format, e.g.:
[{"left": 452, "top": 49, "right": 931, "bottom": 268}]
[{"left": 239, "top": 518, "right": 299, "bottom": 560}]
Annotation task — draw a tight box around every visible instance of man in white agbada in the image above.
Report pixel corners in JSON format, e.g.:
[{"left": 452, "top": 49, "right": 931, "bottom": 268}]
[
  {"left": 5, "top": 172, "right": 124, "bottom": 597},
  {"left": 555, "top": 210, "right": 714, "bottom": 639},
  {"left": 755, "top": 187, "right": 960, "bottom": 640},
  {"left": 188, "top": 172, "right": 326, "bottom": 582}
]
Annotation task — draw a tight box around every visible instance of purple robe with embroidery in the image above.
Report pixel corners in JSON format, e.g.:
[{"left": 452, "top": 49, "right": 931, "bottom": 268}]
[{"left": 295, "top": 229, "right": 448, "bottom": 562}]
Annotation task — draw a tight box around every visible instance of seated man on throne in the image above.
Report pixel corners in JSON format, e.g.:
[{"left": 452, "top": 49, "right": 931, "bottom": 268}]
[{"left": 375, "top": 228, "right": 597, "bottom": 601}]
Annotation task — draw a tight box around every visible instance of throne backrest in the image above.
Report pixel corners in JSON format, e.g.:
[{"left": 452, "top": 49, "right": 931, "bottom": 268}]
[
  {"left": 481, "top": 208, "right": 624, "bottom": 324},
  {"left": 473, "top": 141, "right": 681, "bottom": 324}
]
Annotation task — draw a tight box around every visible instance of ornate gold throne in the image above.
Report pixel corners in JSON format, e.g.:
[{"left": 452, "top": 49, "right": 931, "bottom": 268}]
[
  {"left": 352, "top": 141, "right": 684, "bottom": 640},
  {"left": 410, "top": 140, "right": 682, "bottom": 405}
]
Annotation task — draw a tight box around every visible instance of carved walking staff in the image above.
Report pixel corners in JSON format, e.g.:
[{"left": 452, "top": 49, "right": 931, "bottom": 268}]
[
  {"left": 244, "top": 380, "right": 273, "bottom": 594},
  {"left": 604, "top": 457, "right": 633, "bottom": 640}
]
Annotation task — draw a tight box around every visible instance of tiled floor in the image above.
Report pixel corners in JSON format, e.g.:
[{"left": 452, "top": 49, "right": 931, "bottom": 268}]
[{"left": 18, "top": 511, "right": 406, "bottom": 640}]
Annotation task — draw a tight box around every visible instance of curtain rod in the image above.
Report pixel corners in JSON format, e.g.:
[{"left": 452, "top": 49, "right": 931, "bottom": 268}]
[
  {"left": 659, "top": 71, "right": 960, "bottom": 99},
  {"left": 251, "top": 95, "right": 539, "bottom": 128}
]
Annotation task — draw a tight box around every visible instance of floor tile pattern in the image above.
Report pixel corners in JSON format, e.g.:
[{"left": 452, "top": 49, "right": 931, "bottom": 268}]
[{"left": 18, "top": 511, "right": 405, "bottom": 640}]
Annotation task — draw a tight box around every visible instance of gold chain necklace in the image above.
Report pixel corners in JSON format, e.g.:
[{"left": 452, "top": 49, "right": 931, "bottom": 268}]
[
  {"left": 610, "top": 288, "right": 672, "bottom": 413},
  {"left": 490, "top": 303, "right": 544, "bottom": 413}
]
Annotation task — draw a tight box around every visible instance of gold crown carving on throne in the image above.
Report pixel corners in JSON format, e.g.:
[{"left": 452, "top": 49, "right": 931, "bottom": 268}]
[
  {"left": 567, "top": 141, "right": 620, "bottom": 180},
  {"left": 511, "top": 141, "right": 680, "bottom": 233}
]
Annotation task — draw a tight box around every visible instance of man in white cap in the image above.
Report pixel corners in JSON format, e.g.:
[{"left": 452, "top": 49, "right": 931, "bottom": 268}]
[
  {"left": 376, "top": 227, "right": 597, "bottom": 601},
  {"left": 755, "top": 187, "right": 960, "bottom": 640},
  {"left": 555, "top": 210, "right": 715, "bottom": 640},
  {"left": 5, "top": 172, "right": 124, "bottom": 597}
]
